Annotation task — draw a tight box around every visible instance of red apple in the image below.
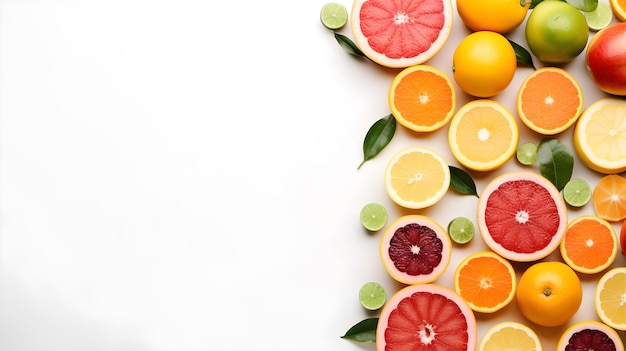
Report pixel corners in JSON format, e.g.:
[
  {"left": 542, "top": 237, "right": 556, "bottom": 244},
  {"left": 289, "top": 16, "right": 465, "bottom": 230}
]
[
  {"left": 621, "top": 218, "right": 626, "bottom": 256},
  {"left": 586, "top": 22, "right": 626, "bottom": 96}
]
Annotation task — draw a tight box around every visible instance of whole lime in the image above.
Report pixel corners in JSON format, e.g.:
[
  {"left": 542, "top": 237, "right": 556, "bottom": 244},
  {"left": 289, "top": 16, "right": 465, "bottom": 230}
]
[{"left": 525, "top": 0, "right": 589, "bottom": 64}]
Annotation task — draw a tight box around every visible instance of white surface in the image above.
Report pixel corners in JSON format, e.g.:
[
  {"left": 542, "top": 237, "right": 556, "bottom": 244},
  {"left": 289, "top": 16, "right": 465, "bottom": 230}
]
[{"left": 0, "top": 0, "right": 624, "bottom": 350}]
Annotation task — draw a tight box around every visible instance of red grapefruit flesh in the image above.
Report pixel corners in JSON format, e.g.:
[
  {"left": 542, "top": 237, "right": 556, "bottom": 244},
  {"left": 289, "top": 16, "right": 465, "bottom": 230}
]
[
  {"left": 377, "top": 284, "right": 477, "bottom": 351},
  {"left": 557, "top": 320, "right": 625, "bottom": 351},
  {"left": 477, "top": 172, "right": 568, "bottom": 262},
  {"left": 621, "top": 218, "right": 626, "bottom": 256},
  {"left": 380, "top": 215, "right": 451, "bottom": 284},
  {"left": 350, "top": 0, "right": 453, "bottom": 68}
]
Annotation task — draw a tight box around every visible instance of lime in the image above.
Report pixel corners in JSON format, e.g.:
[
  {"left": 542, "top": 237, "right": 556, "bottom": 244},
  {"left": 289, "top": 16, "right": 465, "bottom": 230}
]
[
  {"left": 360, "top": 202, "right": 388, "bottom": 231},
  {"left": 359, "top": 282, "right": 386, "bottom": 310},
  {"left": 447, "top": 217, "right": 475, "bottom": 244},
  {"left": 583, "top": 2, "right": 613, "bottom": 31},
  {"left": 320, "top": 2, "right": 348, "bottom": 30},
  {"left": 516, "top": 142, "right": 537, "bottom": 165},
  {"left": 563, "top": 178, "right": 592, "bottom": 207}
]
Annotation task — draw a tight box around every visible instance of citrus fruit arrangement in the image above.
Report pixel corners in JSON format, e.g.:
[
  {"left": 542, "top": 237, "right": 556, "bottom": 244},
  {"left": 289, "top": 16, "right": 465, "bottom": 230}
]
[{"left": 323, "top": 0, "right": 626, "bottom": 349}]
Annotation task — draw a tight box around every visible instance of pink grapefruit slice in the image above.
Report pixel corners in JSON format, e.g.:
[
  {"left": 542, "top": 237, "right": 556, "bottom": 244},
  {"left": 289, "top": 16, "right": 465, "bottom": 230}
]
[
  {"left": 380, "top": 215, "right": 451, "bottom": 284},
  {"left": 350, "top": 0, "right": 453, "bottom": 68},
  {"left": 377, "top": 283, "right": 477, "bottom": 351},
  {"left": 477, "top": 172, "right": 568, "bottom": 262}
]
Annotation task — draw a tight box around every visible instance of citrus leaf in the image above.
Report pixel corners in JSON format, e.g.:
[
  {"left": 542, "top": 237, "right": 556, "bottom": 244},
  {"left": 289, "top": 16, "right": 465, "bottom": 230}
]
[
  {"left": 508, "top": 39, "right": 536, "bottom": 69},
  {"left": 449, "top": 165, "right": 479, "bottom": 197},
  {"left": 536, "top": 138, "right": 574, "bottom": 192},
  {"left": 566, "top": 0, "right": 598, "bottom": 11},
  {"left": 358, "top": 114, "right": 396, "bottom": 169},
  {"left": 334, "top": 32, "right": 367, "bottom": 58},
  {"left": 340, "top": 317, "right": 378, "bottom": 342},
  {"left": 530, "top": 0, "right": 544, "bottom": 8}
]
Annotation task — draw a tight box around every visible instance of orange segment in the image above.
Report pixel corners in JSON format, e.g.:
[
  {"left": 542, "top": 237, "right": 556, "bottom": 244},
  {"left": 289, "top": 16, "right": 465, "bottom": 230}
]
[
  {"left": 448, "top": 99, "right": 519, "bottom": 171},
  {"left": 389, "top": 65, "right": 456, "bottom": 132},
  {"left": 592, "top": 174, "right": 626, "bottom": 222},
  {"left": 610, "top": 0, "right": 626, "bottom": 21},
  {"left": 517, "top": 67, "right": 583, "bottom": 135},
  {"left": 560, "top": 215, "right": 618, "bottom": 274},
  {"left": 595, "top": 267, "right": 626, "bottom": 330},
  {"left": 384, "top": 146, "right": 450, "bottom": 209},
  {"left": 454, "top": 251, "right": 516, "bottom": 313}
]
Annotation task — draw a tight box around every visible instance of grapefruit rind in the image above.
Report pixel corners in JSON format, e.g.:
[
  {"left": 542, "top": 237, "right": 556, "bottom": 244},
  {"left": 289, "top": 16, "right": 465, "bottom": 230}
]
[
  {"left": 477, "top": 172, "right": 568, "bottom": 262},
  {"left": 380, "top": 215, "right": 451, "bottom": 285},
  {"left": 376, "top": 284, "right": 477, "bottom": 351},
  {"left": 556, "top": 320, "right": 625, "bottom": 351},
  {"left": 595, "top": 267, "right": 626, "bottom": 331},
  {"left": 350, "top": 0, "right": 453, "bottom": 68}
]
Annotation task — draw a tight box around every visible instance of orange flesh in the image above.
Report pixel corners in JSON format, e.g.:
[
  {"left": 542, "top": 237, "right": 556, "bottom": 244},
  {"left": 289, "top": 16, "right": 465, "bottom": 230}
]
[
  {"left": 455, "top": 106, "right": 514, "bottom": 163},
  {"left": 393, "top": 70, "right": 454, "bottom": 127},
  {"left": 563, "top": 218, "right": 615, "bottom": 270},
  {"left": 519, "top": 70, "right": 581, "bottom": 131},
  {"left": 593, "top": 175, "right": 626, "bottom": 221},
  {"left": 457, "top": 256, "right": 513, "bottom": 309}
]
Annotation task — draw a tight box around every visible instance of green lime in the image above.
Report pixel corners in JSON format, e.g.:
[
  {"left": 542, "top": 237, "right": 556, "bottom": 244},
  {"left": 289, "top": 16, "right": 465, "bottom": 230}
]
[
  {"left": 360, "top": 202, "right": 388, "bottom": 231},
  {"left": 359, "top": 282, "right": 386, "bottom": 310},
  {"left": 583, "top": 2, "right": 613, "bottom": 31},
  {"left": 447, "top": 217, "right": 475, "bottom": 244},
  {"left": 563, "top": 178, "right": 592, "bottom": 207},
  {"left": 516, "top": 142, "right": 537, "bottom": 166},
  {"left": 320, "top": 2, "right": 348, "bottom": 30}
]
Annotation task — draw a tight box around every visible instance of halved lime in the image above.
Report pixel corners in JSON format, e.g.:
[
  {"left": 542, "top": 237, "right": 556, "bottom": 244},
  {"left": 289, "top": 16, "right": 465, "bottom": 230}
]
[
  {"left": 583, "top": 2, "right": 613, "bottom": 31},
  {"left": 447, "top": 217, "right": 475, "bottom": 244},
  {"left": 320, "top": 2, "right": 348, "bottom": 30},
  {"left": 360, "top": 202, "right": 388, "bottom": 231},
  {"left": 359, "top": 282, "right": 386, "bottom": 310},
  {"left": 563, "top": 178, "right": 592, "bottom": 207},
  {"left": 516, "top": 142, "right": 537, "bottom": 166}
]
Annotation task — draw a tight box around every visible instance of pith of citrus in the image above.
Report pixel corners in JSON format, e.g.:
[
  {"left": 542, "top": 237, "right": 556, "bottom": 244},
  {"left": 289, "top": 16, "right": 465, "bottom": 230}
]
[
  {"left": 559, "top": 215, "right": 618, "bottom": 274},
  {"left": 517, "top": 67, "right": 583, "bottom": 135},
  {"left": 384, "top": 146, "right": 450, "bottom": 209},
  {"left": 376, "top": 284, "right": 477, "bottom": 351},
  {"left": 557, "top": 320, "right": 625, "bottom": 351},
  {"left": 448, "top": 99, "right": 519, "bottom": 172},
  {"left": 595, "top": 267, "right": 626, "bottom": 331},
  {"left": 477, "top": 172, "right": 568, "bottom": 262},
  {"left": 350, "top": 0, "right": 453, "bottom": 68},
  {"left": 454, "top": 251, "right": 516, "bottom": 313},
  {"left": 388, "top": 65, "right": 456, "bottom": 132},
  {"left": 380, "top": 215, "right": 451, "bottom": 285},
  {"left": 573, "top": 98, "right": 626, "bottom": 174}
]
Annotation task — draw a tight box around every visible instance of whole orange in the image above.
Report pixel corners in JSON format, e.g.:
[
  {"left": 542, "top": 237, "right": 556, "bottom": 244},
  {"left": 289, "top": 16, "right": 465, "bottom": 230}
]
[
  {"left": 586, "top": 22, "right": 626, "bottom": 96},
  {"left": 516, "top": 261, "right": 582, "bottom": 327},
  {"left": 456, "top": 0, "right": 530, "bottom": 33}
]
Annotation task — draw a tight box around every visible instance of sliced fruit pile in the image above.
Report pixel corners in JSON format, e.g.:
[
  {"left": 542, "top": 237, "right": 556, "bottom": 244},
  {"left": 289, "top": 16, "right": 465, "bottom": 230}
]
[{"left": 322, "top": 0, "right": 626, "bottom": 349}]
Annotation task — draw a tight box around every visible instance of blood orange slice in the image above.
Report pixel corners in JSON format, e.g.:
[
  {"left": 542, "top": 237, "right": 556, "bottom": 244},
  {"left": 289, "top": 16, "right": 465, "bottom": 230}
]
[
  {"left": 377, "top": 284, "right": 477, "bottom": 351},
  {"left": 350, "top": 0, "right": 453, "bottom": 68},
  {"left": 557, "top": 320, "right": 625, "bottom": 351},
  {"left": 477, "top": 172, "right": 568, "bottom": 262},
  {"left": 380, "top": 215, "right": 451, "bottom": 285}
]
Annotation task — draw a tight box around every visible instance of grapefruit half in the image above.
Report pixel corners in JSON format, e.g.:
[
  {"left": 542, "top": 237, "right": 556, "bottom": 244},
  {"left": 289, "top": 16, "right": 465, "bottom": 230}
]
[
  {"left": 477, "top": 172, "right": 568, "bottom": 262},
  {"left": 380, "top": 215, "right": 451, "bottom": 284},
  {"left": 350, "top": 0, "right": 453, "bottom": 68},
  {"left": 557, "top": 320, "right": 625, "bottom": 351},
  {"left": 377, "top": 284, "right": 477, "bottom": 351}
]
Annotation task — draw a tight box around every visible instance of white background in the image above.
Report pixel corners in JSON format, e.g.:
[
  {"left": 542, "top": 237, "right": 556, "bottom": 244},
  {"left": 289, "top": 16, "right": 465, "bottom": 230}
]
[{"left": 0, "top": 0, "right": 624, "bottom": 350}]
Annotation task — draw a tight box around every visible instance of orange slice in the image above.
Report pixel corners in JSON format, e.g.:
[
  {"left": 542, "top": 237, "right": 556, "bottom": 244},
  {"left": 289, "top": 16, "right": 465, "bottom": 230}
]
[
  {"left": 573, "top": 98, "right": 626, "bottom": 174},
  {"left": 448, "top": 99, "right": 519, "bottom": 171},
  {"left": 517, "top": 67, "right": 583, "bottom": 135},
  {"left": 388, "top": 65, "right": 456, "bottom": 132},
  {"left": 384, "top": 146, "right": 450, "bottom": 209},
  {"left": 454, "top": 251, "right": 516, "bottom": 313},
  {"left": 560, "top": 215, "right": 618, "bottom": 274},
  {"left": 592, "top": 174, "right": 626, "bottom": 222},
  {"left": 610, "top": 0, "right": 626, "bottom": 21}
]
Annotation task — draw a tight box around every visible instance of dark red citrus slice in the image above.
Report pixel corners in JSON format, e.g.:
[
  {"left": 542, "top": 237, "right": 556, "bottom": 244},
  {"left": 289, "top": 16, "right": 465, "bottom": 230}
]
[
  {"left": 477, "top": 172, "right": 567, "bottom": 262},
  {"left": 380, "top": 215, "right": 451, "bottom": 284},
  {"left": 377, "top": 284, "right": 477, "bottom": 351},
  {"left": 350, "top": 0, "right": 453, "bottom": 68},
  {"left": 557, "top": 320, "right": 625, "bottom": 351}
]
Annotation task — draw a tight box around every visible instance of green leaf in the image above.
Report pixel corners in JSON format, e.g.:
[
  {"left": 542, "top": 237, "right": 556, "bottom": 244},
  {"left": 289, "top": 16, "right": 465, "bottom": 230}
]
[
  {"left": 566, "top": 0, "right": 598, "bottom": 11},
  {"left": 358, "top": 114, "right": 396, "bottom": 169},
  {"left": 340, "top": 317, "right": 378, "bottom": 343},
  {"left": 449, "top": 165, "right": 479, "bottom": 197},
  {"left": 530, "top": 0, "right": 544, "bottom": 9},
  {"left": 334, "top": 32, "right": 368, "bottom": 58},
  {"left": 536, "top": 138, "right": 574, "bottom": 191},
  {"left": 508, "top": 39, "right": 536, "bottom": 69}
]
